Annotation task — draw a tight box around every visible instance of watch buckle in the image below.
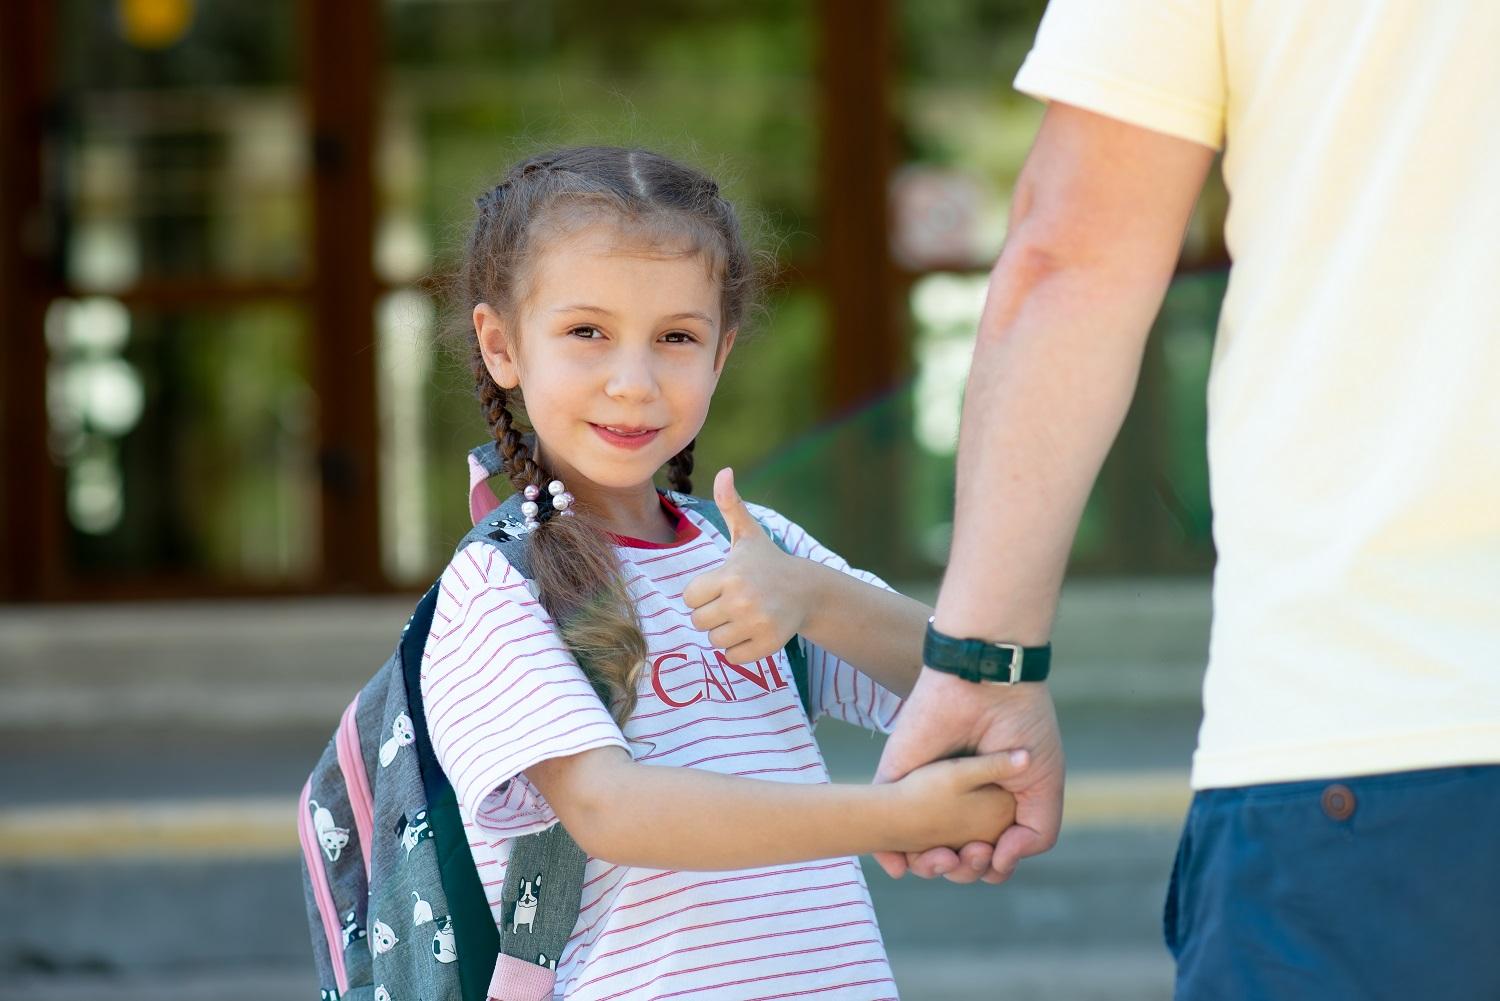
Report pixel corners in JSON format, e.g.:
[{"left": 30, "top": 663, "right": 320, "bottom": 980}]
[{"left": 987, "top": 642, "right": 1024, "bottom": 686}]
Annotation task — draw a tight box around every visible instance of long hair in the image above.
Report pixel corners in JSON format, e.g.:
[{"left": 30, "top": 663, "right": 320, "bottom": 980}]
[{"left": 457, "top": 146, "right": 756, "bottom": 724}]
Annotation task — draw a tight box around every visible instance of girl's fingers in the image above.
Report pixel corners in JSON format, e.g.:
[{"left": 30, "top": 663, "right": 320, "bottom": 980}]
[
  {"left": 681, "top": 570, "right": 723, "bottom": 610},
  {"left": 709, "top": 623, "right": 750, "bottom": 651},
  {"left": 723, "top": 638, "right": 773, "bottom": 666},
  {"left": 689, "top": 599, "right": 731, "bottom": 633},
  {"left": 946, "top": 749, "right": 1030, "bottom": 788}
]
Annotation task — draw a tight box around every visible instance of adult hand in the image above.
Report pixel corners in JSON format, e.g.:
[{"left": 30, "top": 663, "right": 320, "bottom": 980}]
[
  {"left": 874, "top": 668, "right": 1063, "bottom": 884},
  {"left": 683, "top": 468, "right": 806, "bottom": 664}
]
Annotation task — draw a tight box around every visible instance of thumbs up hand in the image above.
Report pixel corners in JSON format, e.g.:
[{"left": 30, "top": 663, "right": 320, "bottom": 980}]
[{"left": 683, "top": 468, "right": 808, "bottom": 665}]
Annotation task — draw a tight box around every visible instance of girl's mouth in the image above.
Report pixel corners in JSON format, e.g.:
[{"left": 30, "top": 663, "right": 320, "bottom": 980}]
[{"left": 590, "top": 423, "right": 661, "bottom": 450}]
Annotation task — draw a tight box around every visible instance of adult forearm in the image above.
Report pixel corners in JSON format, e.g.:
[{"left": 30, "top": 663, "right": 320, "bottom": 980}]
[
  {"left": 799, "top": 563, "right": 929, "bottom": 698},
  {"left": 933, "top": 244, "right": 1171, "bottom": 643}
]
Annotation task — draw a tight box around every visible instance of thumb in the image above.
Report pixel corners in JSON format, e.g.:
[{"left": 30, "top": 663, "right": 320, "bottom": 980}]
[
  {"left": 713, "top": 467, "right": 760, "bottom": 547},
  {"left": 947, "top": 749, "right": 1031, "bottom": 789}
]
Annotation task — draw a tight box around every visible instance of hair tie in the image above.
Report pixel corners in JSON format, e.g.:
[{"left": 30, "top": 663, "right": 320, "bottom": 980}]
[{"left": 520, "top": 480, "right": 574, "bottom": 530}]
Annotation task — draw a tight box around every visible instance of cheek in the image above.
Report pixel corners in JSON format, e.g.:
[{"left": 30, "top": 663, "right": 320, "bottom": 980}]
[{"left": 679, "top": 373, "right": 720, "bottom": 421}]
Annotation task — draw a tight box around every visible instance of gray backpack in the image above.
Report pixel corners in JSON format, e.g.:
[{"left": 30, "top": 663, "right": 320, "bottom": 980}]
[{"left": 298, "top": 443, "right": 809, "bottom": 1001}]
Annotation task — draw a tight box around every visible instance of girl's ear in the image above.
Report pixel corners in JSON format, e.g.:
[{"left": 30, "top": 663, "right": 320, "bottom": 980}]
[
  {"left": 713, "top": 327, "right": 739, "bottom": 377},
  {"left": 474, "top": 303, "right": 521, "bottom": 389}
]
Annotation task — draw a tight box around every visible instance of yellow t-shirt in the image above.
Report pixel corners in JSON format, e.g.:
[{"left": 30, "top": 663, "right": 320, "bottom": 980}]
[{"left": 1015, "top": 0, "right": 1500, "bottom": 789}]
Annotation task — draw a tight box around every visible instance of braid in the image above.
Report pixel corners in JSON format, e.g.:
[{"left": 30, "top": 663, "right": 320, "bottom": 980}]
[
  {"left": 471, "top": 343, "right": 544, "bottom": 490},
  {"left": 667, "top": 441, "right": 695, "bottom": 495}
]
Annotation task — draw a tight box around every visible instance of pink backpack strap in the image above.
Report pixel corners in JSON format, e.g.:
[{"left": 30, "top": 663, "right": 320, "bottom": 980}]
[
  {"left": 489, "top": 953, "right": 557, "bottom": 1001},
  {"left": 336, "top": 695, "right": 375, "bottom": 881},
  {"left": 469, "top": 447, "right": 502, "bottom": 526},
  {"left": 298, "top": 779, "right": 350, "bottom": 994}
]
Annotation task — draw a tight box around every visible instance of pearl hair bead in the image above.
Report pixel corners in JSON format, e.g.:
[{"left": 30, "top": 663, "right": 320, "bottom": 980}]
[
  {"left": 552, "top": 494, "right": 569, "bottom": 511},
  {"left": 523, "top": 484, "right": 540, "bottom": 501},
  {"left": 547, "top": 480, "right": 565, "bottom": 496},
  {"left": 521, "top": 500, "right": 539, "bottom": 518}
]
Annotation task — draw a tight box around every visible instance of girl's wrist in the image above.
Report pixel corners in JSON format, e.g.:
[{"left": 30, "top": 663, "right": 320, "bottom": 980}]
[
  {"left": 792, "top": 558, "right": 837, "bottom": 638},
  {"left": 866, "top": 776, "right": 926, "bottom": 853}
]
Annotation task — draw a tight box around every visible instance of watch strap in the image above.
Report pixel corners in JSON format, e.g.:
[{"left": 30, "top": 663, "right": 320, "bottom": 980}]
[{"left": 922, "top": 620, "right": 1051, "bottom": 684}]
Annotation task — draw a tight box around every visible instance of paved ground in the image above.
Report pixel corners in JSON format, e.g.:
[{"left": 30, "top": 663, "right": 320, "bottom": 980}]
[{"left": 0, "top": 577, "right": 1209, "bottom": 1000}]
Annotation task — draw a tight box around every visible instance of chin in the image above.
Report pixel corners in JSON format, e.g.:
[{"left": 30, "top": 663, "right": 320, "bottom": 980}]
[{"left": 575, "top": 459, "right": 665, "bottom": 492}]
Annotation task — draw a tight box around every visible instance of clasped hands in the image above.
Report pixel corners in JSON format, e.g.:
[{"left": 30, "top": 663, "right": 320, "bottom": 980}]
[{"left": 684, "top": 468, "right": 1061, "bottom": 882}]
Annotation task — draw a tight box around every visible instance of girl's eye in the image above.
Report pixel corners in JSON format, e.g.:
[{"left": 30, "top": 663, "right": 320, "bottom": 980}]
[
  {"left": 661, "top": 331, "right": 697, "bottom": 344},
  {"left": 569, "top": 325, "right": 604, "bottom": 340}
]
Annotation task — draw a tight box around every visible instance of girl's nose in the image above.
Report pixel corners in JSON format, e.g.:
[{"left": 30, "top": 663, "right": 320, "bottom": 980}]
[{"left": 604, "top": 349, "right": 659, "bottom": 402}]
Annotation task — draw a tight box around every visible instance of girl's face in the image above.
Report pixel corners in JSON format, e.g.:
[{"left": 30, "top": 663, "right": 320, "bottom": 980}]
[{"left": 475, "top": 221, "right": 735, "bottom": 497}]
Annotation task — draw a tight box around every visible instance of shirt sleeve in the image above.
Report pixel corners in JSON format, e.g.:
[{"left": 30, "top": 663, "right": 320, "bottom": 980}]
[
  {"left": 1014, "top": 0, "right": 1226, "bottom": 150},
  {"left": 419, "top": 541, "right": 628, "bottom": 839},
  {"left": 743, "top": 503, "right": 906, "bottom": 735}
]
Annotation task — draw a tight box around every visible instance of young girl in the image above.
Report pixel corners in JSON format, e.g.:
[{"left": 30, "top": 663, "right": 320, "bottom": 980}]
[{"left": 423, "top": 146, "right": 1018, "bottom": 1000}]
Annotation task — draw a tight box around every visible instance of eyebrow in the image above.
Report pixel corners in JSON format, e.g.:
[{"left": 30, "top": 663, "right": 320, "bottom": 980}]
[{"left": 552, "top": 305, "right": 715, "bottom": 325}]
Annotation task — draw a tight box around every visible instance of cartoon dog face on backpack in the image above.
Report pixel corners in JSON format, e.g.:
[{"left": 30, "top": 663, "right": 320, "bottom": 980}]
[
  {"left": 511, "top": 873, "right": 542, "bottom": 933},
  {"left": 374, "top": 986, "right": 392, "bottom": 1001},
  {"left": 488, "top": 514, "right": 531, "bottom": 541},
  {"left": 379, "top": 712, "right": 415, "bottom": 768},
  {"left": 371, "top": 919, "right": 399, "bottom": 955},
  {"left": 395, "top": 809, "right": 433, "bottom": 858},
  {"left": 340, "top": 908, "right": 366, "bottom": 950},
  {"left": 309, "top": 799, "right": 350, "bottom": 863},
  {"left": 432, "top": 915, "right": 457, "bottom": 964}
]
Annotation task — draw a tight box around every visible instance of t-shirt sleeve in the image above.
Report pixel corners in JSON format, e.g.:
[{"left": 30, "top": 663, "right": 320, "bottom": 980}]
[
  {"left": 743, "top": 503, "right": 906, "bottom": 735},
  {"left": 1014, "top": 0, "right": 1226, "bottom": 150},
  {"left": 419, "top": 541, "right": 628, "bottom": 839}
]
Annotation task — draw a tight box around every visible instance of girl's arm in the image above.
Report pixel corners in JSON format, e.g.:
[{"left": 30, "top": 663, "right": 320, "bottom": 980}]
[
  {"left": 684, "top": 469, "right": 930, "bottom": 698},
  {"left": 793, "top": 561, "right": 929, "bottom": 699},
  {"left": 525, "top": 745, "right": 1020, "bottom": 871}
]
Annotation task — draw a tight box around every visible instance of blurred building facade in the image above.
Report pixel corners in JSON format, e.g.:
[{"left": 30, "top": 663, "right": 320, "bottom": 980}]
[{"left": 1, "top": 0, "right": 1228, "bottom": 603}]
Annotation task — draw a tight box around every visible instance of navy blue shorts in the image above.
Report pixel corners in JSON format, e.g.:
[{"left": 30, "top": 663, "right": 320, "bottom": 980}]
[{"left": 1165, "top": 764, "right": 1500, "bottom": 1001}]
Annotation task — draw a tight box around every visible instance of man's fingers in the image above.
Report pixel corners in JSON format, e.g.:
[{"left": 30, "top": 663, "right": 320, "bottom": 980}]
[
  {"left": 713, "top": 467, "right": 762, "bottom": 547},
  {"left": 908, "top": 847, "right": 962, "bottom": 879},
  {"left": 873, "top": 849, "right": 909, "bottom": 880},
  {"left": 958, "top": 840, "right": 995, "bottom": 874},
  {"left": 873, "top": 729, "right": 934, "bottom": 786},
  {"left": 990, "top": 823, "right": 1052, "bottom": 880}
]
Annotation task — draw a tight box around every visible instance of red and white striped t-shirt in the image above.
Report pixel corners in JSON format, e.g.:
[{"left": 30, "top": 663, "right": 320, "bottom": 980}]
[{"left": 420, "top": 496, "right": 905, "bottom": 1000}]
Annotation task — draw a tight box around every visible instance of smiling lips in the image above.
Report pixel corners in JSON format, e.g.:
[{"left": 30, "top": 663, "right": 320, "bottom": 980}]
[{"left": 590, "top": 423, "right": 662, "bottom": 450}]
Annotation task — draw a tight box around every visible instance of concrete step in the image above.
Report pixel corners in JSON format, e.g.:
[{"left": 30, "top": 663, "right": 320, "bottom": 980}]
[
  {"left": 0, "top": 825, "right": 1181, "bottom": 984},
  {"left": 0, "top": 947, "right": 1175, "bottom": 1001}
]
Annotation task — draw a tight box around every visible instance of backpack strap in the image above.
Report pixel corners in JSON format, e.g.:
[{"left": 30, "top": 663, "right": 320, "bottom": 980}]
[
  {"left": 467, "top": 440, "right": 508, "bottom": 526},
  {"left": 400, "top": 583, "right": 503, "bottom": 1001},
  {"left": 445, "top": 477, "right": 592, "bottom": 997},
  {"left": 684, "top": 495, "right": 814, "bottom": 720}
]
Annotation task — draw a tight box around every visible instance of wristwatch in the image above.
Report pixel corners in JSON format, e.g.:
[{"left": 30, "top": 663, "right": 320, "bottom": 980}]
[{"left": 922, "top": 617, "right": 1051, "bottom": 685}]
